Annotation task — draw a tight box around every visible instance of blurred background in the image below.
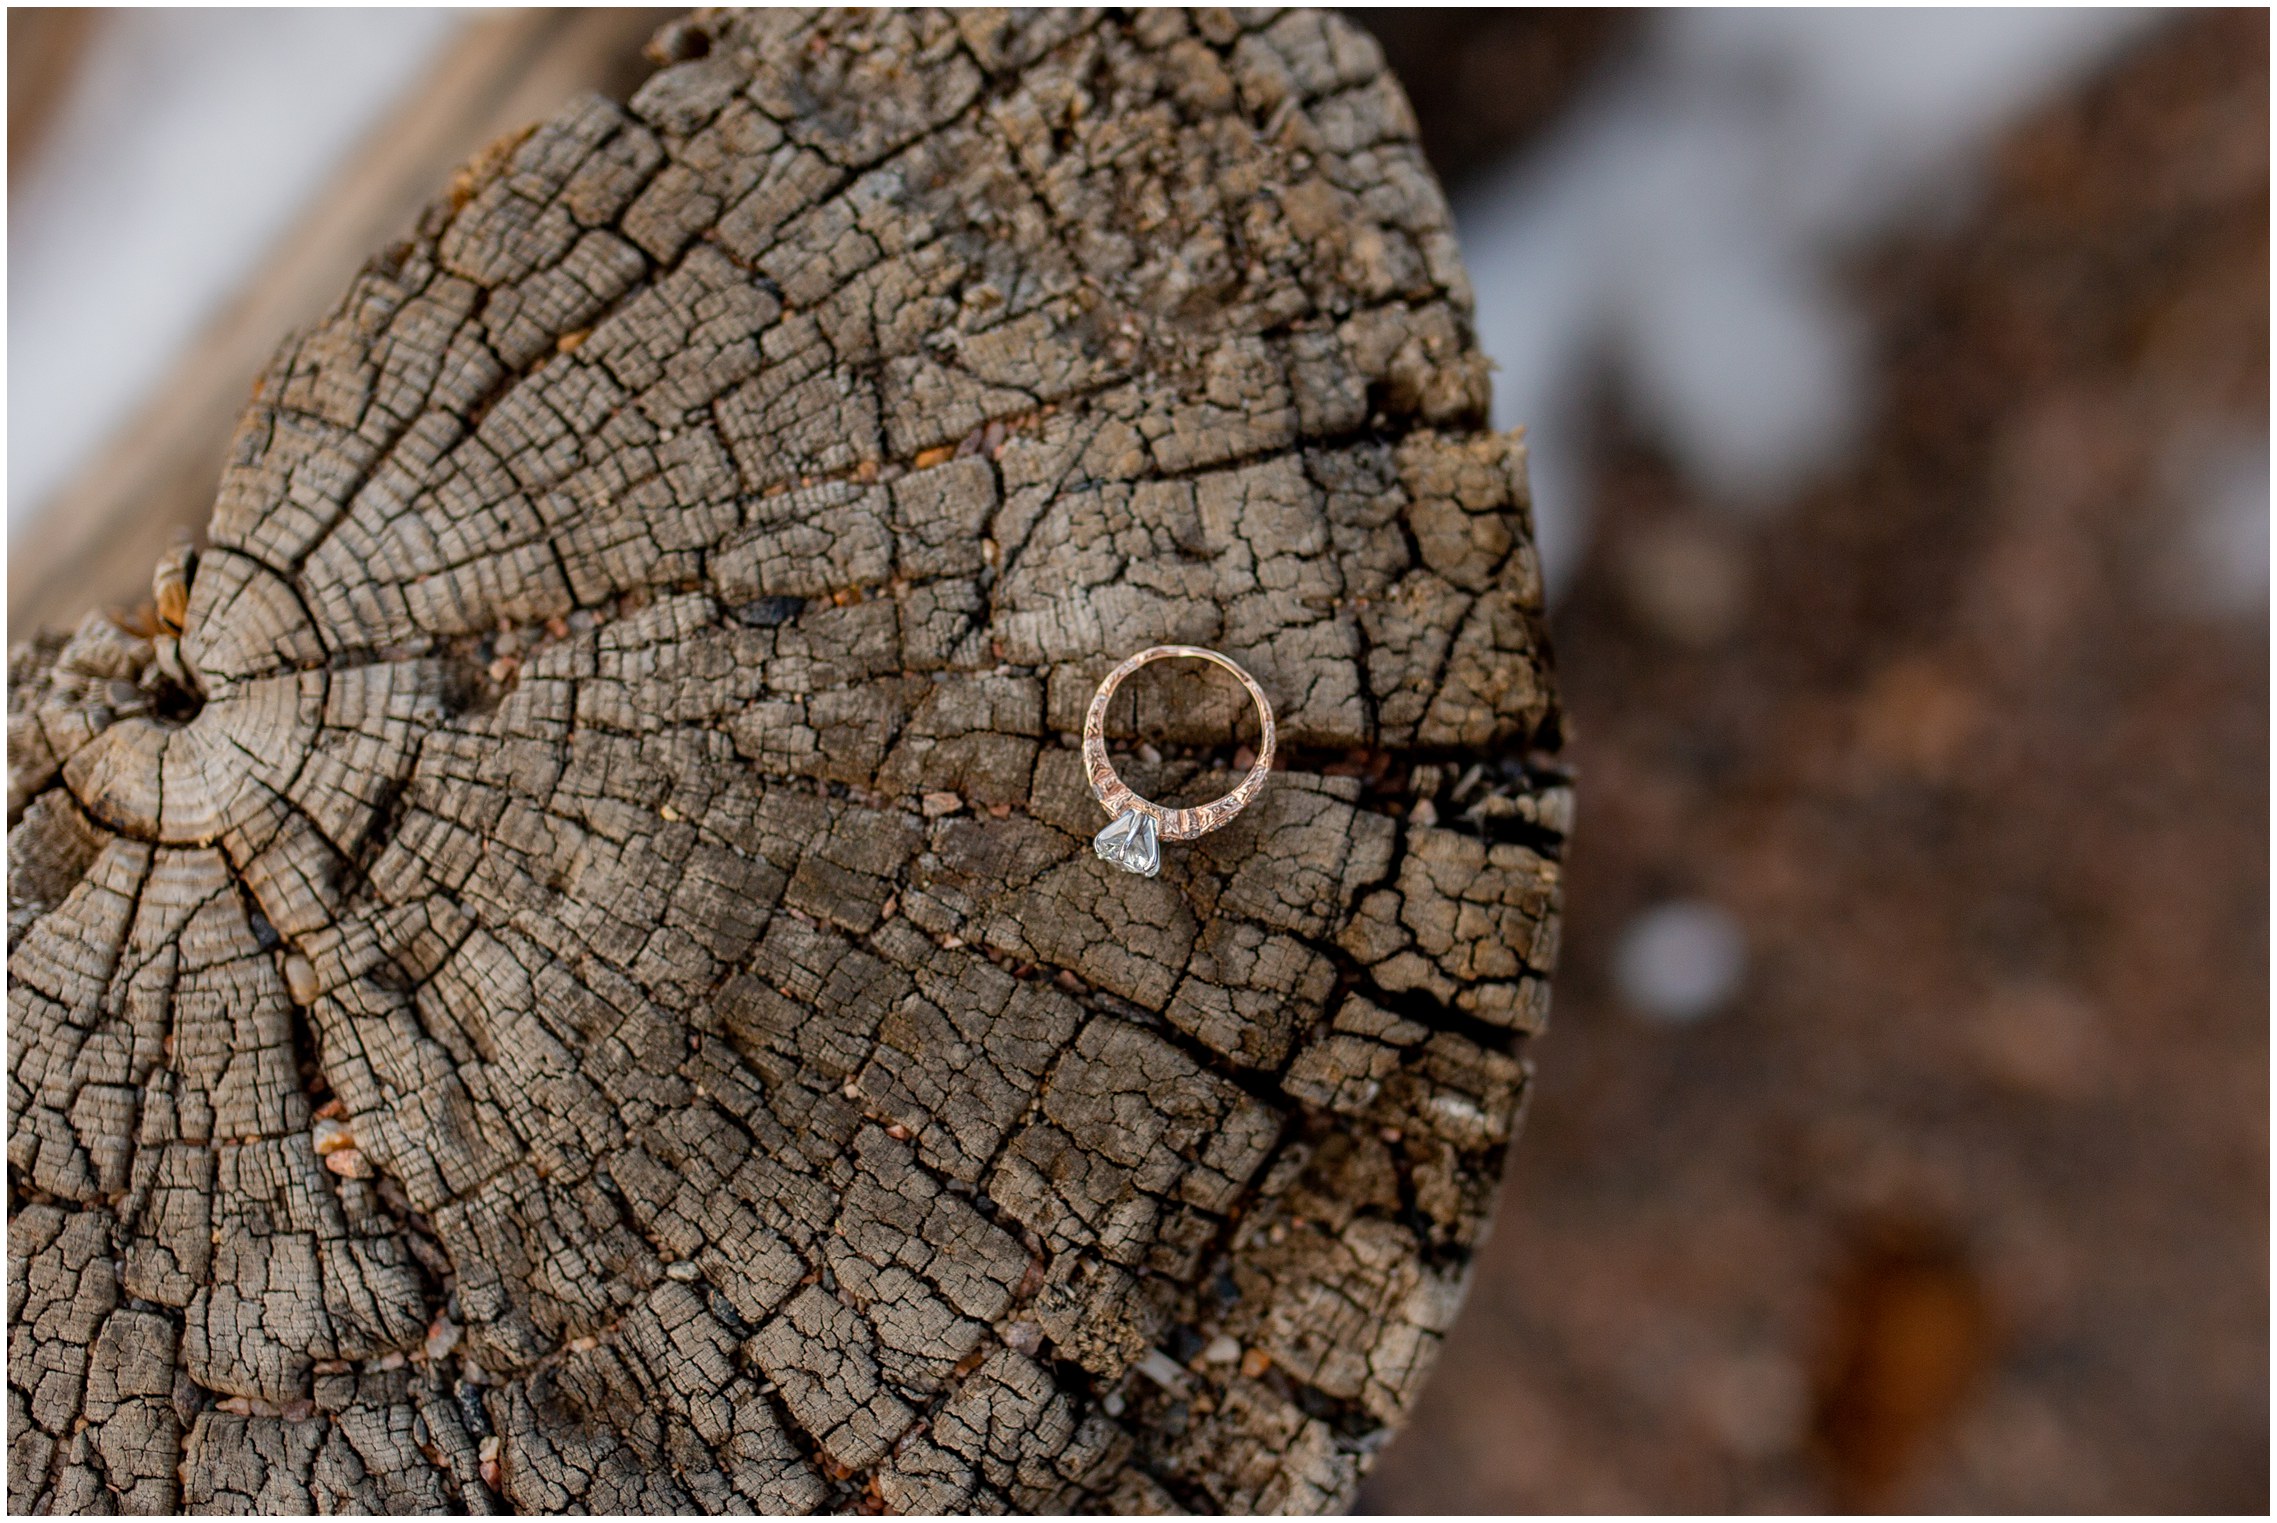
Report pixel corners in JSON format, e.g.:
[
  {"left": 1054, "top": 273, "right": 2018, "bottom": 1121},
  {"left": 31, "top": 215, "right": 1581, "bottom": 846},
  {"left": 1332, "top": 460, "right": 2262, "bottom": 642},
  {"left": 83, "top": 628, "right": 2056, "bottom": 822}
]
[{"left": 9, "top": 8, "right": 2268, "bottom": 1512}]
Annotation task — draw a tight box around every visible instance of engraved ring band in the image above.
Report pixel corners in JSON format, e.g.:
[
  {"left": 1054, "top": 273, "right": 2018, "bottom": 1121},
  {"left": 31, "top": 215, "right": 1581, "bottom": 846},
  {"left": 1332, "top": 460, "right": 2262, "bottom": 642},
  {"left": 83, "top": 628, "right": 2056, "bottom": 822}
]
[{"left": 1082, "top": 645, "right": 1275, "bottom": 878}]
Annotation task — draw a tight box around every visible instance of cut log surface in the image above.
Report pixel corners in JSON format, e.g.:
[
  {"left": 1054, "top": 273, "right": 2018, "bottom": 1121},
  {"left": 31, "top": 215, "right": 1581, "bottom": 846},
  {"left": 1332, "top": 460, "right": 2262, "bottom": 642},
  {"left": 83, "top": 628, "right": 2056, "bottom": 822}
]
[{"left": 6, "top": 8, "right": 1564, "bottom": 1513}]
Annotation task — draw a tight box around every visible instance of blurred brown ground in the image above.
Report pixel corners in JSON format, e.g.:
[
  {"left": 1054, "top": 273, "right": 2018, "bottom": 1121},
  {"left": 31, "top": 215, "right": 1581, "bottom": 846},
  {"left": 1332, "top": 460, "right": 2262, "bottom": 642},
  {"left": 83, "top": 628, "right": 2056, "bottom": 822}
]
[{"left": 1357, "top": 8, "right": 2267, "bottom": 1512}]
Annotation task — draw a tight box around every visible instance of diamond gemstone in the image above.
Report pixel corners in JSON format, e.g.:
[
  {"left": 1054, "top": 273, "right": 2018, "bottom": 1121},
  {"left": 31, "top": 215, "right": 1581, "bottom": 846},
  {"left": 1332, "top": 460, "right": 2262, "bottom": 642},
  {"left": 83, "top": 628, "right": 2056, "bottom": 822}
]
[{"left": 1092, "top": 808, "right": 1161, "bottom": 876}]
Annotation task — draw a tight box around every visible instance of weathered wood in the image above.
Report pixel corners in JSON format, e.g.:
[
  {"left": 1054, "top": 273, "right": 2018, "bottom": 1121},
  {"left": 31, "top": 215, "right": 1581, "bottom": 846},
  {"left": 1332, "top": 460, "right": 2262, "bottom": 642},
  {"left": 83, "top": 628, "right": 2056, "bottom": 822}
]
[
  {"left": 7, "top": 8, "right": 665, "bottom": 644},
  {"left": 7, "top": 9, "right": 1565, "bottom": 1512}
]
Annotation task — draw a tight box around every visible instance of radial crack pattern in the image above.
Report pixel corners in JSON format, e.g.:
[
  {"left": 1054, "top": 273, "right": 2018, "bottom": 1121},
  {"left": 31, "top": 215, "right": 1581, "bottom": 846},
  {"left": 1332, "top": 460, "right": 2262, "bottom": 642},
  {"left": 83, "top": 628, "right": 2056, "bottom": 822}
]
[{"left": 8, "top": 9, "right": 1564, "bottom": 1512}]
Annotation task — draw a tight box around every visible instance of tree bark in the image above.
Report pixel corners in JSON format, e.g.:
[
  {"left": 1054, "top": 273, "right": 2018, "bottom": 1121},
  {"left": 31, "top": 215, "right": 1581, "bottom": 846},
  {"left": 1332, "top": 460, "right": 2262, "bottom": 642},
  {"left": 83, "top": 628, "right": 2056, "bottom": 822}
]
[{"left": 7, "top": 9, "right": 1565, "bottom": 1513}]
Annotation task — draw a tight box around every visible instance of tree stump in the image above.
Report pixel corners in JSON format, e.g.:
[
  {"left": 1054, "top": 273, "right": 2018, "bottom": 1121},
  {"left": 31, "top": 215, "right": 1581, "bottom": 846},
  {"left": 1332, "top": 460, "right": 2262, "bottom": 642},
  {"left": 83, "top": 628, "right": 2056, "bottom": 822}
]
[{"left": 7, "top": 9, "right": 1564, "bottom": 1512}]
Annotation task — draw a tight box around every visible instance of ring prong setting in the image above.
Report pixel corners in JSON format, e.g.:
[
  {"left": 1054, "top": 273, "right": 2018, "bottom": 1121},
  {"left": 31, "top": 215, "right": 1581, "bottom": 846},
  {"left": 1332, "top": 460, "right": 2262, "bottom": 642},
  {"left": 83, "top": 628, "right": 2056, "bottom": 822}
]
[{"left": 1093, "top": 808, "right": 1161, "bottom": 877}]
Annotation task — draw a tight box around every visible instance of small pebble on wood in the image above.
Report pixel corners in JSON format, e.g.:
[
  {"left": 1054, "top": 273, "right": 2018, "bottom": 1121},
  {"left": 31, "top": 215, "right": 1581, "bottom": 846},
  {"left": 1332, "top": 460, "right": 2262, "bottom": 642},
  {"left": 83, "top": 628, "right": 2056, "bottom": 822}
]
[{"left": 5, "top": 7, "right": 1562, "bottom": 1515}]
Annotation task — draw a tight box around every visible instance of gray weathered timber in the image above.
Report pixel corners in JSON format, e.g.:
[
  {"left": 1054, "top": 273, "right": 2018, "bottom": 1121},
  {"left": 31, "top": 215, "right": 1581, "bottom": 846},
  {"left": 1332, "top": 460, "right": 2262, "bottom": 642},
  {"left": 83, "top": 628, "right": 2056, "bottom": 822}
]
[{"left": 6, "top": 9, "right": 1565, "bottom": 1512}]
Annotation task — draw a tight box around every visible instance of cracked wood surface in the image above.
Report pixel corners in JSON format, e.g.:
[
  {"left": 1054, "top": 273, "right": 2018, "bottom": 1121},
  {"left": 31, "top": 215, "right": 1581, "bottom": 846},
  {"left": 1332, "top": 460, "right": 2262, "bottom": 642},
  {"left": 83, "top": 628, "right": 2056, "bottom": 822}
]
[{"left": 6, "top": 8, "right": 1565, "bottom": 1513}]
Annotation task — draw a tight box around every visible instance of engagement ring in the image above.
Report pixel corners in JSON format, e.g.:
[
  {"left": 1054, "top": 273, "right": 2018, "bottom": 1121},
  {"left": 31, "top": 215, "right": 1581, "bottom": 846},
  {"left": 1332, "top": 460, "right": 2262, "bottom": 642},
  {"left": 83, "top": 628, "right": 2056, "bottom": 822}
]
[{"left": 1082, "top": 645, "right": 1275, "bottom": 877}]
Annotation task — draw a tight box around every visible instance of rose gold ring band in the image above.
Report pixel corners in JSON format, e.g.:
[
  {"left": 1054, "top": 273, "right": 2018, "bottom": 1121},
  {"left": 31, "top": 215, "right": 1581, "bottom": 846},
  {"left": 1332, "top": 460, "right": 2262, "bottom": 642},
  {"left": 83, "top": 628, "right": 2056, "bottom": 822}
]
[{"left": 1081, "top": 645, "right": 1276, "bottom": 843}]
